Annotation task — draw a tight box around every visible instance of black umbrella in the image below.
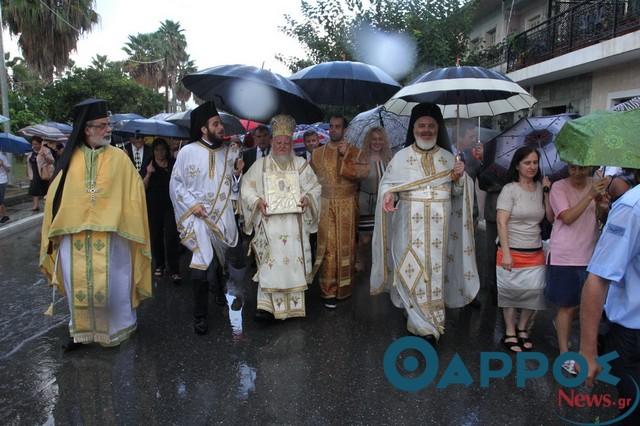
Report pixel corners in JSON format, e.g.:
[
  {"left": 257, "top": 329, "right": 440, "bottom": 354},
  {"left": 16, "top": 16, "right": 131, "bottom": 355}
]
[
  {"left": 167, "top": 110, "right": 246, "bottom": 135},
  {"left": 483, "top": 114, "right": 578, "bottom": 182},
  {"left": 114, "top": 119, "right": 190, "bottom": 139},
  {"left": 289, "top": 61, "right": 401, "bottom": 106},
  {"left": 182, "top": 64, "right": 323, "bottom": 124}
]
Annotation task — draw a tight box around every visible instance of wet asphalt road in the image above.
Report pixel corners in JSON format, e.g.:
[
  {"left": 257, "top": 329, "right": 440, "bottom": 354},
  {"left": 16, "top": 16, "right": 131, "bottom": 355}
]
[{"left": 0, "top": 226, "right": 621, "bottom": 425}]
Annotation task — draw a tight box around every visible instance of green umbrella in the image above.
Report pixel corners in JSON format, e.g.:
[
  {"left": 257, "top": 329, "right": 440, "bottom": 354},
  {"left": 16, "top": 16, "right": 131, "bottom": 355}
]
[{"left": 555, "top": 109, "right": 640, "bottom": 168}]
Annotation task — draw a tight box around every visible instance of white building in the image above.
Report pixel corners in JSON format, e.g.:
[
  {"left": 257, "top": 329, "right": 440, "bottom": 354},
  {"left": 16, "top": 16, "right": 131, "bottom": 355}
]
[{"left": 468, "top": 0, "right": 640, "bottom": 119}]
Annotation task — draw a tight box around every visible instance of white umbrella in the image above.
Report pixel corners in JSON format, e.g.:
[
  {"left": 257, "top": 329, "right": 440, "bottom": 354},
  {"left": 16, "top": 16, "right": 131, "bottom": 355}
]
[{"left": 18, "top": 124, "right": 68, "bottom": 142}]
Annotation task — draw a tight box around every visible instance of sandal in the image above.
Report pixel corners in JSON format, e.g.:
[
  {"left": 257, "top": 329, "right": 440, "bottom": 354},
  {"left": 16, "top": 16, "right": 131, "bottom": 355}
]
[
  {"left": 517, "top": 328, "right": 533, "bottom": 351},
  {"left": 502, "top": 334, "right": 522, "bottom": 353}
]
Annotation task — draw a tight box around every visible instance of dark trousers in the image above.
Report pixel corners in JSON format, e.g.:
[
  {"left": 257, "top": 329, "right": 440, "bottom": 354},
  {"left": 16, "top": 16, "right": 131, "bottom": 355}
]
[
  {"left": 310, "top": 232, "right": 317, "bottom": 265},
  {"left": 604, "top": 322, "right": 640, "bottom": 425},
  {"left": 191, "top": 255, "right": 222, "bottom": 319},
  {"left": 484, "top": 220, "right": 498, "bottom": 293},
  {"left": 148, "top": 203, "right": 179, "bottom": 273}
]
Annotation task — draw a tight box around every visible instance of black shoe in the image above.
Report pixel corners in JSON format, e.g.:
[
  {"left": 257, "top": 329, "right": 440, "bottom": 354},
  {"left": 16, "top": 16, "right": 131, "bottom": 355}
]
[
  {"left": 62, "top": 337, "right": 83, "bottom": 353},
  {"left": 254, "top": 309, "right": 274, "bottom": 322},
  {"left": 424, "top": 335, "right": 437, "bottom": 346},
  {"left": 323, "top": 298, "right": 337, "bottom": 309},
  {"left": 194, "top": 317, "right": 208, "bottom": 335},
  {"left": 0, "top": 216, "right": 9, "bottom": 224}
]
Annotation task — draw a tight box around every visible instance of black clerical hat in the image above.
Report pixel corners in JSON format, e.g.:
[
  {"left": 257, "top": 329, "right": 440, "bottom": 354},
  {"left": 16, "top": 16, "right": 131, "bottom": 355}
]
[
  {"left": 190, "top": 101, "right": 219, "bottom": 140},
  {"left": 404, "top": 102, "right": 452, "bottom": 152}
]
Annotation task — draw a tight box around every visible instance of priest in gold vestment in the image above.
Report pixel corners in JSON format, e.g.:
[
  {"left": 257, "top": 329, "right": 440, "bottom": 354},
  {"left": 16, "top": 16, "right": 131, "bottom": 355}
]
[
  {"left": 241, "top": 115, "right": 321, "bottom": 320},
  {"left": 311, "top": 115, "right": 369, "bottom": 308},
  {"left": 39, "top": 99, "right": 151, "bottom": 348},
  {"left": 371, "top": 103, "right": 479, "bottom": 341}
]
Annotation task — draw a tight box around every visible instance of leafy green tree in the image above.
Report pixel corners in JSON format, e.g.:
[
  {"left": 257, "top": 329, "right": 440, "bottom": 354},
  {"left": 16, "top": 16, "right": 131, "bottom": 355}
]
[
  {"left": 42, "top": 66, "right": 164, "bottom": 122},
  {"left": 1, "top": 0, "right": 99, "bottom": 81},
  {"left": 278, "top": 0, "right": 476, "bottom": 79}
]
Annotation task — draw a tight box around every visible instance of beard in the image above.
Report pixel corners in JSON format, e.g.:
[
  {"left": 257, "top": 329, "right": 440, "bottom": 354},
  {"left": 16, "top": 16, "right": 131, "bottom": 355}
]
[
  {"left": 272, "top": 152, "right": 294, "bottom": 169},
  {"left": 89, "top": 135, "right": 111, "bottom": 147},
  {"left": 205, "top": 129, "right": 224, "bottom": 145},
  {"left": 415, "top": 137, "right": 437, "bottom": 150}
]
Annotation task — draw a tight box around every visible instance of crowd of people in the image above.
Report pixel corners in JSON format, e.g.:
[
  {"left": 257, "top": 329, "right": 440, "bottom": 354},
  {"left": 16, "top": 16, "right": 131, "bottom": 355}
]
[{"left": 33, "top": 97, "right": 639, "bottom": 424}]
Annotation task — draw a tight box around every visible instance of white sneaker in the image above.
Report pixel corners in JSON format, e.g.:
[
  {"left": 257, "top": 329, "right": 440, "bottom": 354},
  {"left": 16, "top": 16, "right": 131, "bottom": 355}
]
[{"left": 561, "top": 360, "right": 578, "bottom": 376}]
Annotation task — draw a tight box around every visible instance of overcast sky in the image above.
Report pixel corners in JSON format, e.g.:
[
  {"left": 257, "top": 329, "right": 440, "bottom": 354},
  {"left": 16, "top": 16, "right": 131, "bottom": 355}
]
[{"left": 2, "top": 0, "right": 307, "bottom": 76}]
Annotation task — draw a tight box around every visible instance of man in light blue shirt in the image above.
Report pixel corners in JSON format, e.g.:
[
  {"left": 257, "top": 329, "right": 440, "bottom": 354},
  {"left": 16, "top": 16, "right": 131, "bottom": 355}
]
[{"left": 580, "top": 182, "right": 640, "bottom": 425}]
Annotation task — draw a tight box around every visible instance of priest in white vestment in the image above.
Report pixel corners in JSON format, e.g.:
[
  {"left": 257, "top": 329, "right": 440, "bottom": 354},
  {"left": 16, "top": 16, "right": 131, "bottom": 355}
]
[
  {"left": 371, "top": 103, "right": 479, "bottom": 342},
  {"left": 240, "top": 115, "right": 321, "bottom": 320},
  {"left": 169, "top": 102, "right": 243, "bottom": 335}
]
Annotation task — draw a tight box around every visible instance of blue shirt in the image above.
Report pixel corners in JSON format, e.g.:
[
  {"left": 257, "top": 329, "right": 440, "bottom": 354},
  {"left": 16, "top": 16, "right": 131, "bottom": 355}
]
[{"left": 588, "top": 184, "right": 640, "bottom": 329}]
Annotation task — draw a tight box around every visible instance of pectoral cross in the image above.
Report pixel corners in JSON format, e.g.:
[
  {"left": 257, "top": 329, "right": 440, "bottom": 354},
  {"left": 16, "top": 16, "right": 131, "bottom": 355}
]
[{"left": 86, "top": 179, "right": 100, "bottom": 205}]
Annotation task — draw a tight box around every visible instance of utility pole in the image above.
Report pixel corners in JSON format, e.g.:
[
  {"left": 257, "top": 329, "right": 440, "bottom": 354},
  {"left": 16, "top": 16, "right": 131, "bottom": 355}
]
[{"left": 0, "top": 1, "right": 11, "bottom": 133}]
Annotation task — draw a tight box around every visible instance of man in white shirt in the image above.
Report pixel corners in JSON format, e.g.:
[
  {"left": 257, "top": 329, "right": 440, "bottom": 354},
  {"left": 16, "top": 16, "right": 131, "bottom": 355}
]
[
  {"left": 301, "top": 129, "right": 320, "bottom": 162},
  {"left": 0, "top": 151, "right": 10, "bottom": 223},
  {"left": 242, "top": 125, "right": 271, "bottom": 173},
  {"left": 124, "top": 134, "right": 152, "bottom": 177}
]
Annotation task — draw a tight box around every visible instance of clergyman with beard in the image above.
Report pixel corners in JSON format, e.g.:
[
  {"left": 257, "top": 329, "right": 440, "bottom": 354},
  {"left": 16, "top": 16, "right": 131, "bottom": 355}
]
[
  {"left": 370, "top": 103, "right": 480, "bottom": 344},
  {"left": 169, "top": 101, "right": 243, "bottom": 335},
  {"left": 240, "top": 114, "right": 321, "bottom": 321},
  {"left": 310, "top": 115, "right": 369, "bottom": 309},
  {"left": 39, "top": 98, "right": 152, "bottom": 349}
]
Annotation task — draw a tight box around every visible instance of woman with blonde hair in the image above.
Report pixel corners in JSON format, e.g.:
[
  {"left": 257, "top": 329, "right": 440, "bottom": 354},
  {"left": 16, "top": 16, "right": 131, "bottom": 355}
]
[{"left": 356, "top": 126, "right": 392, "bottom": 272}]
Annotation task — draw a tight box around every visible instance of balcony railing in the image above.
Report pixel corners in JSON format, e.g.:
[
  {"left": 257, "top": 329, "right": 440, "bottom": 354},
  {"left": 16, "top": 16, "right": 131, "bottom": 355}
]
[{"left": 506, "top": 0, "right": 640, "bottom": 73}]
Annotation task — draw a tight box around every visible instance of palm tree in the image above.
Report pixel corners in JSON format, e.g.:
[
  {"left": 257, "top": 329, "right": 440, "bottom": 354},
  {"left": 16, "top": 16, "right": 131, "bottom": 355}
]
[
  {"left": 157, "top": 20, "right": 187, "bottom": 112},
  {"left": 2, "top": 0, "right": 99, "bottom": 81},
  {"left": 122, "top": 32, "right": 164, "bottom": 91},
  {"left": 175, "top": 57, "right": 197, "bottom": 110}
]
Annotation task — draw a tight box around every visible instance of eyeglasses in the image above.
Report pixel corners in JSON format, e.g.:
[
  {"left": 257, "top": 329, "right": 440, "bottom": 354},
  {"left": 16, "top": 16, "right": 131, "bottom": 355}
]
[{"left": 87, "top": 122, "right": 111, "bottom": 130}]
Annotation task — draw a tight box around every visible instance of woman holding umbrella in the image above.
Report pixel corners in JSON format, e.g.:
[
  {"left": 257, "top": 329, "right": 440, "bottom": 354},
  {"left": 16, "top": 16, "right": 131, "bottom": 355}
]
[
  {"left": 355, "top": 127, "right": 392, "bottom": 272},
  {"left": 496, "top": 146, "right": 551, "bottom": 352}
]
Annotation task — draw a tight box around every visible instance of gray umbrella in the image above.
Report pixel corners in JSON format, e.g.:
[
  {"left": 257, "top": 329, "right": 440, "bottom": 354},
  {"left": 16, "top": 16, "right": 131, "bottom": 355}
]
[
  {"left": 483, "top": 114, "right": 579, "bottom": 182},
  {"left": 345, "top": 106, "right": 410, "bottom": 150}
]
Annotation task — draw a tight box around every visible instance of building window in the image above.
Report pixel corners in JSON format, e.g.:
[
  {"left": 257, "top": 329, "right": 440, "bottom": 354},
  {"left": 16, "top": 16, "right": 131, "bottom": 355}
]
[
  {"left": 470, "top": 37, "right": 481, "bottom": 50},
  {"left": 485, "top": 28, "right": 496, "bottom": 46},
  {"left": 527, "top": 14, "right": 542, "bottom": 30}
]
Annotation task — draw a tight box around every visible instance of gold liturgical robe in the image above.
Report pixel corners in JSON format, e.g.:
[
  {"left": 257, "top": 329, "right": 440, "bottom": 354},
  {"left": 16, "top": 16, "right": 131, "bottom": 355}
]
[
  {"left": 241, "top": 155, "right": 321, "bottom": 319},
  {"left": 39, "top": 145, "right": 151, "bottom": 345},
  {"left": 311, "top": 142, "right": 368, "bottom": 300}
]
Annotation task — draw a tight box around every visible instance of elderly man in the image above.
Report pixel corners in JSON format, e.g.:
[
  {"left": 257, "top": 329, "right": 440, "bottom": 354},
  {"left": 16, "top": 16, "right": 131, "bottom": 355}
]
[
  {"left": 311, "top": 115, "right": 368, "bottom": 308},
  {"left": 170, "top": 101, "right": 243, "bottom": 335},
  {"left": 580, "top": 178, "right": 640, "bottom": 425},
  {"left": 243, "top": 125, "right": 272, "bottom": 173},
  {"left": 241, "top": 115, "right": 321, "bottom": 320},
  {"left": 39, "top": 98, "right": 152, "bottom": 349},
  {"left": 370, "top": 103, "right": 479, "bottom": 343}
]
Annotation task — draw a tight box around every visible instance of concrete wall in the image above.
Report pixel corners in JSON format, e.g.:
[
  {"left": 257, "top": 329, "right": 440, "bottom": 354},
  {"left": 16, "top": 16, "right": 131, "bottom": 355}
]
[
  {"left": 529, "top": 73, "right": 593, "bottom": 116},
  {"left": 590, "top": 59, "right": 640, "bottom": 111},
  {"left": 469, "top": 8, "right": 504, "bottom": 46}
]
